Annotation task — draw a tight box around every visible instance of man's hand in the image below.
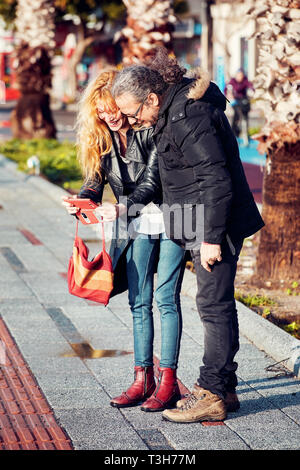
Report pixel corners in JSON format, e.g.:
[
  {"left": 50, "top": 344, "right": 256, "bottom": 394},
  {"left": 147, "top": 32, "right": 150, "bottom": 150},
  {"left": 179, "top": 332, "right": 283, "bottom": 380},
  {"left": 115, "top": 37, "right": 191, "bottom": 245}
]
[
  {"left": 95, "top": 202, "right": 127, "bottom": 222},
  {"left": 200, "top": 242, "right": 222, "bottom": 272}
]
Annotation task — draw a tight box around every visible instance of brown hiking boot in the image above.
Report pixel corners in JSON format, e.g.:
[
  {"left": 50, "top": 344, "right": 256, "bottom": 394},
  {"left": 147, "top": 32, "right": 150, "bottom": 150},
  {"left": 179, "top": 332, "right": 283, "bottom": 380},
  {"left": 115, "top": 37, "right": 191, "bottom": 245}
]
[
  {"left": 162, "top": 385, "right": 227, "bottom": 423},
  {"left": 176, "top": 388, "right": 240, "bottom": 412}
]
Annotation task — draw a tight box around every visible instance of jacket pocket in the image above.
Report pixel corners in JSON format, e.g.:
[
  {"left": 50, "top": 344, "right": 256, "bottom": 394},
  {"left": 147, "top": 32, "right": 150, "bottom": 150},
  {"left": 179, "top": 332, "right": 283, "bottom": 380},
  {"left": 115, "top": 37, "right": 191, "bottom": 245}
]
[{"left": 157, "top": 141, "right": 179, "bottom": 169}]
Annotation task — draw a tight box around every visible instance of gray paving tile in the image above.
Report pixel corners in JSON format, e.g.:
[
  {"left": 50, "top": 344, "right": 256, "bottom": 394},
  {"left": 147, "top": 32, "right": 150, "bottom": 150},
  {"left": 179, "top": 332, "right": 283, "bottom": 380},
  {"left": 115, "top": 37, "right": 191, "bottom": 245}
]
[
  {"left": 55, "top": 408, "right": 149, "bottom": 450},
  {"left": 0, "top": 155, "right": 299, "bottom": 451}
]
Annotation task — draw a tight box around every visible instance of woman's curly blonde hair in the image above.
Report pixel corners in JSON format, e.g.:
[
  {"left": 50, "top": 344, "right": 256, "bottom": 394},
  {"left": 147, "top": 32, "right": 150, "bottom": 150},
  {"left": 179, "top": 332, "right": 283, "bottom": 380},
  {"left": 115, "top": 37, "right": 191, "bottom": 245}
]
[{"left": 76, "top": 68, "right": 119, "bottom": 182}]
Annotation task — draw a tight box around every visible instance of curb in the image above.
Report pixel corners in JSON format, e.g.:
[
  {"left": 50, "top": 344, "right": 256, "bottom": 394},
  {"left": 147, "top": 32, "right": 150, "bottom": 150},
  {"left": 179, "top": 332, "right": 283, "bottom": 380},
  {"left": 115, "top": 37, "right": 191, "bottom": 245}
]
[
  {"left": 1, "top": 153, "right": 300, "bottom": 378},
  {"left": 181, "top": 268, "right": 300, "bottom": 378}
]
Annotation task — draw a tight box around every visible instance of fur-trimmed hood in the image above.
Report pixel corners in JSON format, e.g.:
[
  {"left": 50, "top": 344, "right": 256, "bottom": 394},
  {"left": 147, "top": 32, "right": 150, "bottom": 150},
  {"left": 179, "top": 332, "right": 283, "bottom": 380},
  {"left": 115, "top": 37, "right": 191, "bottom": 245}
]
[
  {"left": 186, "top": 67, "right": 211, "bottom": 100},
  {"left": 185, "top": 67, "right": 227, "bottom": 111},
  {"left": 157, "top": 67, "right": 227, "bottom": 124}
]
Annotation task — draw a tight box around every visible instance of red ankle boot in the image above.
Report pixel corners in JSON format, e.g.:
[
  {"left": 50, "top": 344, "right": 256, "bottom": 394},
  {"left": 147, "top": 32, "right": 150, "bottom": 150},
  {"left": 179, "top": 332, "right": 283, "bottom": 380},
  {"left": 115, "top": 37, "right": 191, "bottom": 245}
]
[
  {"left": 141, "top": 367, "right": 181, "bottom": 412},
  {"left": 110, "top": 366, "right": 156, "bottom": 408}
]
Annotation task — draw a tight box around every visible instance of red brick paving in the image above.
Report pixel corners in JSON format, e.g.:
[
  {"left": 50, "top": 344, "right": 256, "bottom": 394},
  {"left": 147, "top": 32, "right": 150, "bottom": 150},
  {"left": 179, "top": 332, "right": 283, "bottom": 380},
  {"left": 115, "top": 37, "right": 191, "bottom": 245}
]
[
  {"left": 0, "top": 317, "right": 73, "bottom": 450},
  {"left": 18, "top": 227, "right": 43, "bottom": 246}
]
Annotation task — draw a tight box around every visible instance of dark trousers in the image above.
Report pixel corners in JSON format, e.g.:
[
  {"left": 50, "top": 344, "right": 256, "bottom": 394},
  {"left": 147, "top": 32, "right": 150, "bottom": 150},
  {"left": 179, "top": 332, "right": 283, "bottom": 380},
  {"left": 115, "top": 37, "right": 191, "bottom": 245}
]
[
  {"left": 191, "top": 237, "right": 244, "bottom": 400},
  {"left": 232, "top": 101, "right": 249, "bottom": 138}
]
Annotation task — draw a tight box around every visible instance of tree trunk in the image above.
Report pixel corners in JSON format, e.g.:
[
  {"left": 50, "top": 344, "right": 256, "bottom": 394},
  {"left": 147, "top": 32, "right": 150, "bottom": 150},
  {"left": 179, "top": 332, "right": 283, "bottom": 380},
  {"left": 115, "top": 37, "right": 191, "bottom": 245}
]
[
  {"left": 118, "top": 0, "right": 175, "bottom": 64},
  {"left": 11, "top": 48, "right": 56, "bottom": 139},
  {"left": 11, "top": 93, "right": 56, "bottom": 140},
  {"left": 200, "top": 1, "right": 213, "bottom": 78},
  {"left": 253, "top": 141, "right": 300, "bottom": 285},
  {"left": 12, "top": 0, "right": 56, "bottom": 139},
  {"left": 246, "top": 0, "right": 300, "bottom": 284},
  {"left": 64, "top": 35, "right": 97, "bottom": 102}
]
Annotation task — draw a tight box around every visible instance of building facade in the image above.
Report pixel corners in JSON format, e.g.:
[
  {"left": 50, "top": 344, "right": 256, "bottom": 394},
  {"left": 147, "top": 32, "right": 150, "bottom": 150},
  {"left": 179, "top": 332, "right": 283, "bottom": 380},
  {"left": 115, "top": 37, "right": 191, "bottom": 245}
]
[{"left": 211, "top": 0, "right": 257, "bottom": 91}]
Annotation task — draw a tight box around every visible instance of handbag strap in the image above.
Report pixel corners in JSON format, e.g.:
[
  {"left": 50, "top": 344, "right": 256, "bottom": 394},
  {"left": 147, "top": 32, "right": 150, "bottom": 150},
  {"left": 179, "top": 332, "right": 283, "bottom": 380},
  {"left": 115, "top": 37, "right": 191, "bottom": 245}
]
[{"left": 75, "top": 216, "right": 106, "bottom": 253}]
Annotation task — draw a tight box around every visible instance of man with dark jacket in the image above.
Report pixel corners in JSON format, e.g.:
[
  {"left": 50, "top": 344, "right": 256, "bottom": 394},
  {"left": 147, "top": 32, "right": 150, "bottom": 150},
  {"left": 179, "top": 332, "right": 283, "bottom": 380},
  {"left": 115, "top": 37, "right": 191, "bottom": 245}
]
[{"left": 112, "top": 57, "right": 264, "bottom": 423}]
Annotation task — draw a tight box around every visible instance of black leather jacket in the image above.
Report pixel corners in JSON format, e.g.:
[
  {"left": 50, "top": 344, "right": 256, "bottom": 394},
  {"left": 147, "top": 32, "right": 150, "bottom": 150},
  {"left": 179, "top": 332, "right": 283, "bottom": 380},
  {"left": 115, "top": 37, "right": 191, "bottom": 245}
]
[{"left": 79, "top": 126, "right": 162, "bottom": 215}]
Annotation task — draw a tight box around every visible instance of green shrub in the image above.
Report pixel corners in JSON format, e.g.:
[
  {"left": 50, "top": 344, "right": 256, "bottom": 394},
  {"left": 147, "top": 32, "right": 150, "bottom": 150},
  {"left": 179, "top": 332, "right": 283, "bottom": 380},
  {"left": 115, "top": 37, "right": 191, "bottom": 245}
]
[
  {"left": 0, "top": 138, "right": 83, "bottom": 188},
  {"left": 248, "top": 127, "right": 261, "bottom": 136},
  {"left": 235, "top": 291, "right": 277, "bottom": 308},
  {"left": 283, "top": 322, "right": 300, "bottom": 340}
]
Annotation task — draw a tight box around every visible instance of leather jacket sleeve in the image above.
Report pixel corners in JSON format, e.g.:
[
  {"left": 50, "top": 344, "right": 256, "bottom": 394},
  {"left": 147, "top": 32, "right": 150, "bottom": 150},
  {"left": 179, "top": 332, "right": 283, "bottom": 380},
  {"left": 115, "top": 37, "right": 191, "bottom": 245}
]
[
  {"left": 78, "top": 172, "right": 105, "bottom": 203},
  {"left": 172, "top": 102, "right": 233, "bottom": 244}
]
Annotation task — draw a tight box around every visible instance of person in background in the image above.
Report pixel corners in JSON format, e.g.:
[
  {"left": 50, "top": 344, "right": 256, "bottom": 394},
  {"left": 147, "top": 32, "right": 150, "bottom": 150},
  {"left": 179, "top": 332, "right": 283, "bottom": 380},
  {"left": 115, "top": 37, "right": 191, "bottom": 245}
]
[
  {"left": 62, "top": 69, "right": 186, "bottom": 413},
  {"left": 225, "top": 69, "right": 254, "bottom": 146}
]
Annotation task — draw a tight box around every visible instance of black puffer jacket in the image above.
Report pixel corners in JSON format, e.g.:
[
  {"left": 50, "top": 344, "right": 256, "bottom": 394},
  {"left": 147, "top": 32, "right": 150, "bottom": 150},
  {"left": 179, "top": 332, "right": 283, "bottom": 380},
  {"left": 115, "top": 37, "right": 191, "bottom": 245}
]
[
  {"left": 79, "top": 126, "right": 162, "bottom": 212},
  {"left": 153, "top": 70, "right": 264, "bottom": 245}
]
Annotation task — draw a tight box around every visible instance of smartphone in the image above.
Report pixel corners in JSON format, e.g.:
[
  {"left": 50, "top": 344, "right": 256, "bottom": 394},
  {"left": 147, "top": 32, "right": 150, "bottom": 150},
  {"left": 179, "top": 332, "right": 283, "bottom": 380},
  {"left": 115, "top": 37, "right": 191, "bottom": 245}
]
[
  {"left": 64, "top": 198, "right": 98, "bottom": 210},
  {"left": 65, "top": 198, "right": 99, "bottom": 225}
]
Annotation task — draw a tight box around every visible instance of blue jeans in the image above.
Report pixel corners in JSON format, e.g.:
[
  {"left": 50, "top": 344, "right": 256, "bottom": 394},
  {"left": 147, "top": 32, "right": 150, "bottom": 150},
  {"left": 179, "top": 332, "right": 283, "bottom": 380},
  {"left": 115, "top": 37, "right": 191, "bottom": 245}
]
[{"left": 126, "top": 233, "right": 185, "bottom": 369}]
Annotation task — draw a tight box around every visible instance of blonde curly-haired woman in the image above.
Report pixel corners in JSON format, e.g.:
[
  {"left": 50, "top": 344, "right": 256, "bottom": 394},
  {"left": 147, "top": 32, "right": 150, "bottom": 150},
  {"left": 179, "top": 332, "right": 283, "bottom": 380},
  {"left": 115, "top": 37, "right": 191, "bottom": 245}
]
[{"left": 62, "top": 69, "right": 186, "bottom": 412}]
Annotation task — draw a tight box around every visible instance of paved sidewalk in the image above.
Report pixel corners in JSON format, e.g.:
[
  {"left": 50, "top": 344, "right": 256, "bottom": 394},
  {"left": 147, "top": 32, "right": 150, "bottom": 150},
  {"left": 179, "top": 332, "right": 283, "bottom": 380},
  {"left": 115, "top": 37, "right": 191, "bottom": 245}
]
[{"left": 0, "top": 154, "right": 299, "bottom": 452}]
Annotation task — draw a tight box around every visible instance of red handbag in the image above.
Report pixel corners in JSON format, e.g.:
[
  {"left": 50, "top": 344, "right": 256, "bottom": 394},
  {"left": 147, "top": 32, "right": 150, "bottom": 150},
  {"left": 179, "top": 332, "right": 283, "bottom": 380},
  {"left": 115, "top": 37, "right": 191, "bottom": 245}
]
[{"left": 68, "top": 219, "right": 114, "bottom": 306}]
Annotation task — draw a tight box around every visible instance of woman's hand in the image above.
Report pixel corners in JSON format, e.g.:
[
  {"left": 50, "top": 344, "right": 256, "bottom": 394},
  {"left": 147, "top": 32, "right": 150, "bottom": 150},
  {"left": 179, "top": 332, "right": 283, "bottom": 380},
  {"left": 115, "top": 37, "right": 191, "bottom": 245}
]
[
  {"left": 61, "top": 195, "right": 79, "bottom": 215},
  {"left": 95, "top": 202, "right": 127, "bottom": 222}
]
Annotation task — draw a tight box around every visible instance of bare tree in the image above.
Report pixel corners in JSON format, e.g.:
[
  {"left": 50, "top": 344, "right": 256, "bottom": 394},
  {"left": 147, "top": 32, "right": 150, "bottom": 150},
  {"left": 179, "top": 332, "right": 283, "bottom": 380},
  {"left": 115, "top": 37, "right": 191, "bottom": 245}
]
[
  {"left": 247, "top": 0, "right": 300, "bottom": 284},
  {"left": 11, "top": 0, "right": 56, "bottom": 139}
]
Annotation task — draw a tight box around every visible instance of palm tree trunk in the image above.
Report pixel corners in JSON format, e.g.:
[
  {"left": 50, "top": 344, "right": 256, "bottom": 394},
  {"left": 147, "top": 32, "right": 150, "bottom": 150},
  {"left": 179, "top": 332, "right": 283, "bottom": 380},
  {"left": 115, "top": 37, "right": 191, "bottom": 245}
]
[
  {"left": 64, "top": 34, "right": 101, "bottom": 103},
  {"left": 254, "top": 141, "right": 300, "bottom": 285},
  {"left": 117, "top": 0, "right": 175, "bottom": 64},
  {"left": 248, "top": 0, "right": 300, "bottom": 285},
  {"left": 11, "top": 0, "right": 56, "bottom": 139}
]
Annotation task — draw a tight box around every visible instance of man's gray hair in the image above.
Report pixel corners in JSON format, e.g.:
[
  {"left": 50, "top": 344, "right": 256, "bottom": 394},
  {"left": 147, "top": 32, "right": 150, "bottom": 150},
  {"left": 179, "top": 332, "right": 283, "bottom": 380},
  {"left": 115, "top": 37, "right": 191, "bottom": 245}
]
[{"left": 111, "top": 65, "right": 168, "bottom": 101}]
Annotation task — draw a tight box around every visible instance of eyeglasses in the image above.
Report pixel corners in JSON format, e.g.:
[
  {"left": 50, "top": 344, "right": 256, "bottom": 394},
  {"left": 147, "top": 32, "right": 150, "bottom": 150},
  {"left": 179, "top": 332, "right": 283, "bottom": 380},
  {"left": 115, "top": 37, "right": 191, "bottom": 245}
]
[{"left": 125, "top": 99, "right": 146, "bottom": 123}]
